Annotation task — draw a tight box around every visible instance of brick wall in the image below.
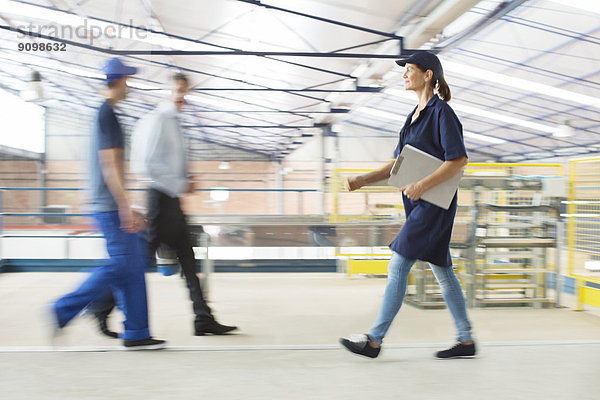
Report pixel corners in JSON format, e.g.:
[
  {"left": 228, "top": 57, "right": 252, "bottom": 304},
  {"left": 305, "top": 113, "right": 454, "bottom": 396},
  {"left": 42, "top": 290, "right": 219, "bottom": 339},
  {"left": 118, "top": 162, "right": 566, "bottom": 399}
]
[{"left": 0, "top": 159, "right": 335, "bottom": 221}]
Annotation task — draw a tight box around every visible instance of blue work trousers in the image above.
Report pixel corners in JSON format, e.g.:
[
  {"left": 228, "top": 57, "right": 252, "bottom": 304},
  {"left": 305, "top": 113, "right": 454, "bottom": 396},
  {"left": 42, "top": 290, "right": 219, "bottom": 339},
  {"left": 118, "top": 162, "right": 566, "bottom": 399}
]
[{"left": 54, "top": 211, "right": 151, "bottom": 340}]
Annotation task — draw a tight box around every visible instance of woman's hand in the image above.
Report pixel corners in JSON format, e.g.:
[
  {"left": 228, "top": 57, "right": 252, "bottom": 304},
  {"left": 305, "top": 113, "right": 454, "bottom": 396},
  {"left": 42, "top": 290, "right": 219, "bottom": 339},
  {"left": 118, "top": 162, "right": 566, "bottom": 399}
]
[
  {"left": 346, "top": 176, "right": 365, "bottom": 192},
  {"left": 401, "top": 181, "right": 426, "bottom": 200}
]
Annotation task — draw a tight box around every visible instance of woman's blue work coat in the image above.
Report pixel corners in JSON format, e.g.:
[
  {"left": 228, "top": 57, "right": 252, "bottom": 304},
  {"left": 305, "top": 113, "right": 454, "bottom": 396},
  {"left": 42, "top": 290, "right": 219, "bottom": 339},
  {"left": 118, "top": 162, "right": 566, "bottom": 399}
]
[{"left": 389, "top": 94, "right": 467, "bottom": 267}]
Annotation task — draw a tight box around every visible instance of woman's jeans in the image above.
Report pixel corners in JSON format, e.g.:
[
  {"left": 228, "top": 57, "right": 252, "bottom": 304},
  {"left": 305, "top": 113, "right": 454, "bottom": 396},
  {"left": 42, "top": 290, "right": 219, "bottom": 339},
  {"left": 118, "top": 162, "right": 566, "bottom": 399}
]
[{"left": 368, "top": 251, "right": 473, "bottom": 345}]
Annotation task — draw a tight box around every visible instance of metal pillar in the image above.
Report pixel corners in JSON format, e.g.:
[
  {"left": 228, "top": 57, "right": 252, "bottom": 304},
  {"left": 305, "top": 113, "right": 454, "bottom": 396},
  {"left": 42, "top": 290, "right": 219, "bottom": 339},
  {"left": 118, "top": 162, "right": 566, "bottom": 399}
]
[
  {"left": 317, "top": 128, "right": 326, "bottom": 215},
  {"left": 274, "top": 160, "right": 284, "bottom": 214},
  {"left": 199, "top": 232, "right": 213, "bottom": 299},
  {"left": 555, "top": 220, "right": 564, "bottom": 308}
]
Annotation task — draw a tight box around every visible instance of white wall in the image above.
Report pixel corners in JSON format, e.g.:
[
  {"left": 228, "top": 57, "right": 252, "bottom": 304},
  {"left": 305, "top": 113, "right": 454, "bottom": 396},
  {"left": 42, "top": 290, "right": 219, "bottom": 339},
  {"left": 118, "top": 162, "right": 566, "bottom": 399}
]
[
  {"left": 45, "top": 107, "right": 94, "bottom": 161},
  {"left": 287, "top": 124, "right": 396, "bottom": 162}
]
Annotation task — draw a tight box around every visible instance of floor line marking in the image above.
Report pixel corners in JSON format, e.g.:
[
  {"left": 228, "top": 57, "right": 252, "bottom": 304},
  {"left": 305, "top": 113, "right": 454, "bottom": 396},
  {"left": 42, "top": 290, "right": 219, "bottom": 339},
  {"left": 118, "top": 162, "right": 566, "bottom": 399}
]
[{"left": 1, "top": 340, "right": 600, "bottom": 353}]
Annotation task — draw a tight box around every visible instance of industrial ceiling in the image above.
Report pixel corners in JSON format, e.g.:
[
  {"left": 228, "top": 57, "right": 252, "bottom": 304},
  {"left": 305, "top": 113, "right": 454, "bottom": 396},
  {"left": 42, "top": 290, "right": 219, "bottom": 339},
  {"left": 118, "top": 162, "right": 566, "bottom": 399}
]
[{"left": 0, "top": 0, "right": 598, "bottom": 162}]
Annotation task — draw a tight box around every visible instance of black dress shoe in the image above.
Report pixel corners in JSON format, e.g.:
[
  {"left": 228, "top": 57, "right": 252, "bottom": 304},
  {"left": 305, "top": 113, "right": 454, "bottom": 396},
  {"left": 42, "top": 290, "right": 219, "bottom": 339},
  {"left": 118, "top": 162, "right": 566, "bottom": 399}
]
[
  {"left": 195, "top": 321, "right": 238, "bottom": 336},
  {"left": 123, "top": 337, "right": 167, "bottom": 350},
  {"left": 339, "top": 334, "right": 380, "bottom": 359},
  {"left": 435, "top": 342, "right": 476, "bottom": 359},
  {"left": 97, "top": 316, "right": 119, "bottom": 339}
]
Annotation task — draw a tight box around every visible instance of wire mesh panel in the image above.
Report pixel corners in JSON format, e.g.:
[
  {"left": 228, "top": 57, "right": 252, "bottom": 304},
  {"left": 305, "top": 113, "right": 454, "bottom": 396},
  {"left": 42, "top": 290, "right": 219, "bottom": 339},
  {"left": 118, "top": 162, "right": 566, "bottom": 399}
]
[
  {"left": 568, "top": 157, "right": 600, "bottom": 282},
  {"left": 329, "top": 169, "right": 404, "bottom": 223},
  {"left": 330, "top": 163, "right": 564, "bottom": 223}
]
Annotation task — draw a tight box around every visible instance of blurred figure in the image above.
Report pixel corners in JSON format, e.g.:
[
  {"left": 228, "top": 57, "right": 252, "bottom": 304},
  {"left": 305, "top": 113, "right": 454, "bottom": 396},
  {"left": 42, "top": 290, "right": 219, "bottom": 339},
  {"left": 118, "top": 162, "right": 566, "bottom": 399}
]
[
  {"left": 91, "top": 72, "right": 237, "bottom": 337},
  {"left": 49, "top": 58, "right": 166, "bottom": 350},
  {"left": 309, "top": 226, "right": 337, "bottom": 246},
  {"left": 339, "top": 51, "right": 474, "bottom": 359}
]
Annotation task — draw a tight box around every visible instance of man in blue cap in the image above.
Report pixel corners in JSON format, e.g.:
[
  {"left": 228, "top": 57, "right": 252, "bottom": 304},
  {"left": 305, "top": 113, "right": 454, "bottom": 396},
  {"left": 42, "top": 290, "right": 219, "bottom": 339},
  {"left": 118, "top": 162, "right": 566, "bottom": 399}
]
[{"left": 49, "top": 57, "right": 166, "bottom": 350}]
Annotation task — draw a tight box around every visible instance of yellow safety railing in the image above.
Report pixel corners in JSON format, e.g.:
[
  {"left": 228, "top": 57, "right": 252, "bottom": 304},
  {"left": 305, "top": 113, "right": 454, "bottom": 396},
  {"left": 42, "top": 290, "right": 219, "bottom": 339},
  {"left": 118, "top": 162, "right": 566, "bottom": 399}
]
[
  {"left": 330, "top": 166, "right": 401, "bottom": 223},
  {"left": 330, "top": 162, "right": 563, "bottom": 223},
  {"left": 567, "top": 156, "right": 600, "bottom": 310},
  {"left": 332, "top": 162, "right": 564, "bottom": 281}
]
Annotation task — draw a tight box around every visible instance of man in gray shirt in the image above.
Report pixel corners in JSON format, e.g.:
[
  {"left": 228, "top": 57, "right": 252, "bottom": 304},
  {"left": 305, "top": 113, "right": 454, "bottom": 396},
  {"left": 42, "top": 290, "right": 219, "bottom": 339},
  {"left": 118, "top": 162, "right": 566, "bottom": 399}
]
[{"left": 91, "top": 72, "right": 237, "bottom": 336}]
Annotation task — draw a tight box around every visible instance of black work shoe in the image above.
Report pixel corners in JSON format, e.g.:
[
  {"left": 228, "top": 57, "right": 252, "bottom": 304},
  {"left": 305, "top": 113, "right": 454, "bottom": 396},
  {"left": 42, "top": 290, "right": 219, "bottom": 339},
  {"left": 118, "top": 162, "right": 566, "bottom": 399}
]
[
  {"left": 97, "top": 316, "right": 119, "bottom": 339},
  {"left": 339, "top": 334, "right": 380, "bottom": 359},
  {"left": 123, "top": 337, "right": 167, "bottom": 350},
  {"left": 435, "top": 342, "right": 476, "bottom": 359},
  {"left": 195, "top": 321, "right": 238, "bottom": 336}
]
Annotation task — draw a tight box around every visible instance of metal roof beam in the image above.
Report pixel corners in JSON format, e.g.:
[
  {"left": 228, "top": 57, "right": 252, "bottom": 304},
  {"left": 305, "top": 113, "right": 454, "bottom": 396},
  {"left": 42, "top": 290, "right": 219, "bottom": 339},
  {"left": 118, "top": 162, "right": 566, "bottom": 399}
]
[
  {"left": 184, "top": 124, "right": 328, "bottom": 129},
  {"left": 0, "top": 25, "right": 403, "bottom": 58},
  {"left": 7, "top": 1, "right": 355, "bottom": 81},
  {"left": 235, "top": 0, "right": 404, "bottom": 40},
  {"left": 189, "top": 109, "right": 348, "bottom": 114},
  {"left": 330, "top": 38, "right": 395, "bottom": 54},
  {"left": 456, "top": 47, "right": 600, "bottom": 90},
  {"left": 436, "top": 0, "right": 530, "bottom": 51},
  {"left": 184, "top": 132, "right": 274, "bottom": 159},
  {"left": 0, "top": 144, "right": 43, "bottom": 161},
  {"left": 188, "top": 87, "right": 381, "bottom": 93},
  {"left": 403, "top": 0, "right": 481, "bottom": 49},
  {"left": 0, "top": 26, "right": 364, "bottom": 110}
]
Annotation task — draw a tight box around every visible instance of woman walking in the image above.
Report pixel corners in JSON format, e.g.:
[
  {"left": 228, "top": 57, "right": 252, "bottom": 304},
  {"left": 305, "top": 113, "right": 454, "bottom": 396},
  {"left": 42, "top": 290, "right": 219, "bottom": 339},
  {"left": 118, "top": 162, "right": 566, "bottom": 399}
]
[{"left": 339, "top": 51, "right": 475, "bottom": 359}]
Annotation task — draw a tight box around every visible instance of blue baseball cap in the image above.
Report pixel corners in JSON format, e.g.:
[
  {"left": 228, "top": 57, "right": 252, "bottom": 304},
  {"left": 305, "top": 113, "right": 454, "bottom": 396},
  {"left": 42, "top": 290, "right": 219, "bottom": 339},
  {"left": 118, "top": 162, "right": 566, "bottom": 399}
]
[
  {"left": 395, "top": 51, "right": 443, "bottom": 81},
  {"left": 102, "top": 57, "right": 138, "bottom": 82}
]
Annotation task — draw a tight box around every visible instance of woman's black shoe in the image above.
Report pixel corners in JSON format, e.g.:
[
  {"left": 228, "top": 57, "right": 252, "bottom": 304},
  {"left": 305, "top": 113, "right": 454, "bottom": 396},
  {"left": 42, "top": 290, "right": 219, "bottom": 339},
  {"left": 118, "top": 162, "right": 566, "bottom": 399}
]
[
  {"left": 435, "top": 342, "right": 476, "bottom": 359},
  {"left": 339, "top": 334, "right": 380, "bottom": 359}
]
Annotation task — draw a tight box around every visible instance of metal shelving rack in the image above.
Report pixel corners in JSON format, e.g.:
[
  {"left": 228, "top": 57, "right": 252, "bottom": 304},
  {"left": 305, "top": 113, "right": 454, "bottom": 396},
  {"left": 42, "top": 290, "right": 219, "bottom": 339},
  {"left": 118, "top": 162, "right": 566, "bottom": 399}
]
[
  {"left": 403, "top": 176, "right": 562, "bottom": 309},
  {"left": 473, "top": 204, "right": 558, "bottom": 307},
  {"left": 404, "top": 205, "right": 476, "bottom": 309}
]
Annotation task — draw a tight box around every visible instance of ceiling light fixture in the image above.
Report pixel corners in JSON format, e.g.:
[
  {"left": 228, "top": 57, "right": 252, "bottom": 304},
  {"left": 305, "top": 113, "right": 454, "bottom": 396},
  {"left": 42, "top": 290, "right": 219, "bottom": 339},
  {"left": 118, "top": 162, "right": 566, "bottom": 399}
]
[
  {"left": 443, "top": 61, "right": 600, "bottom": 110},
  {"left": 20, "top": 70, "right": 44, "bottom": 102},
  {"left": 553, "top": 122, "right": 575, "bottom": 137},
  {"left": 463, "top": 131, "right": 506, "bottom": 144},
  {"left": 451, "top": 102, "right": 559, "bottom": 134},
  {"left": 548, "top": 0, "right": 600, "bottom": 14},
  {"left": 358, "top": 107, "right": 402, "bottom": 121},
  {"left": 358, "top": 106, "right": 505, "bottom": 144},
  {"left": 385, "top": 88, "right": 560, "bottom": 135}
]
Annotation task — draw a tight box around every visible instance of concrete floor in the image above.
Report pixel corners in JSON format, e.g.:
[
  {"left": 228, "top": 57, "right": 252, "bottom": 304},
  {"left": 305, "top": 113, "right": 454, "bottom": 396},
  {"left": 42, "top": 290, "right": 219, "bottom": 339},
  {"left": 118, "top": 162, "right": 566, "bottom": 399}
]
[{"left": 1, "top": 272, "right": 599, "bottom": 399}]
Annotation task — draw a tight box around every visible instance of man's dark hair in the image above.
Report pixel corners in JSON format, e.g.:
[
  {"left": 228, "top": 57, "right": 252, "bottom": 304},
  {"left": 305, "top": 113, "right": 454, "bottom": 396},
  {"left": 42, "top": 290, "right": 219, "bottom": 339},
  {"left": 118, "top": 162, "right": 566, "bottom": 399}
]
[
  {"left": 106, "top": 80, "right": 120, "bottom": 89},
  {"left": 172, "top": 72, "right": 189, "bottom": 84}
]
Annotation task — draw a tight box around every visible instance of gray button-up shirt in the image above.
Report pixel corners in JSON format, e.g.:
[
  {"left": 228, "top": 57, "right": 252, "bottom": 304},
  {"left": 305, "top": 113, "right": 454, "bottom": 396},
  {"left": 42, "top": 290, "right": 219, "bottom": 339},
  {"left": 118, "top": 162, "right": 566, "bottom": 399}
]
[{"left": 131, "top": 102, "right": 188, "bottom": 198}]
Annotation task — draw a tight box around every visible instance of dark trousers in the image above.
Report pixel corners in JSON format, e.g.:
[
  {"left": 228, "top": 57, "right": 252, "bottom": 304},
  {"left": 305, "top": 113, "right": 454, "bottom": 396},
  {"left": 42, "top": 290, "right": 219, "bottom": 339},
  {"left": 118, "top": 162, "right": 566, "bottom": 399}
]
[{"left": 89, "top": 189, "right": 214, "bottom": 330}]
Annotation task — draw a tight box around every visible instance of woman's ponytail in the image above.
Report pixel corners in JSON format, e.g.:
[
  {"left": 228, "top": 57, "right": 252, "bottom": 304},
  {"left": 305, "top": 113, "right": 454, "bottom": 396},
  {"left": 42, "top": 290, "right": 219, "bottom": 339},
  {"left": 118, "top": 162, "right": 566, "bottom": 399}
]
[{"left": 436, "top": 75, "right": 451, "bottom": 102}]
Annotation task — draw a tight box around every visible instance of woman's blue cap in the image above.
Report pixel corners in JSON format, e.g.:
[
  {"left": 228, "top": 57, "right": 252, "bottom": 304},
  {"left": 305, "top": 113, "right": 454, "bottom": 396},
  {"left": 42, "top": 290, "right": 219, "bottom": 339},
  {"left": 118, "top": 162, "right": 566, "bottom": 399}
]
[{"left": 395, "top": 51, "right": 443, "bottom": 80}]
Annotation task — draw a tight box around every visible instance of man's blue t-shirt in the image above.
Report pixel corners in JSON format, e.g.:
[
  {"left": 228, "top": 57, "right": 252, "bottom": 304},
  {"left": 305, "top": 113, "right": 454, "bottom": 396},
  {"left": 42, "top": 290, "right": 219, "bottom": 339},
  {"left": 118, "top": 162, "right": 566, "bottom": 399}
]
[{"left": 89, "top": 100, "right": 124, "bottom": 212}]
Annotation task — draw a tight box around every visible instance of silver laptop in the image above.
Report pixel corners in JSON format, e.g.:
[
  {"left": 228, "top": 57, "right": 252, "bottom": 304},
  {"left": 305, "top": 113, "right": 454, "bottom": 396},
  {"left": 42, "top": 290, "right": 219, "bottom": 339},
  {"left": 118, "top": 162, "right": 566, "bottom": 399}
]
[{"left": 387, "top": 144, "right": 463, "bottom": 210}]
